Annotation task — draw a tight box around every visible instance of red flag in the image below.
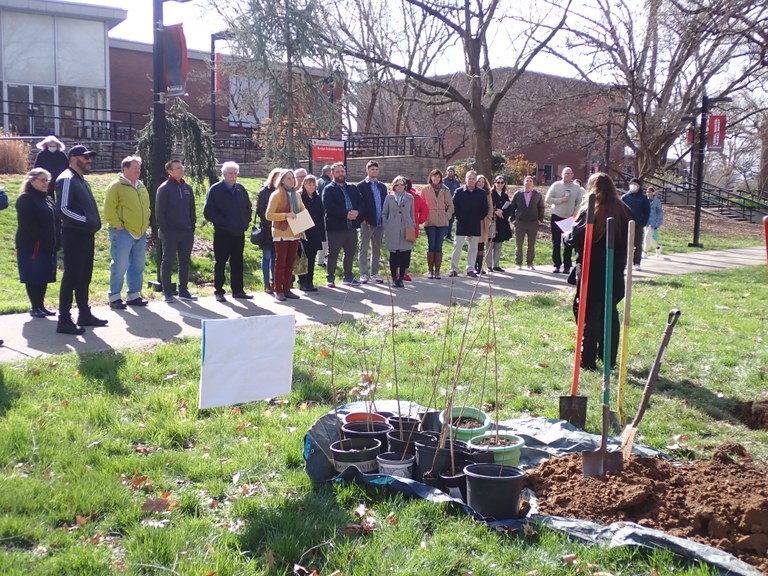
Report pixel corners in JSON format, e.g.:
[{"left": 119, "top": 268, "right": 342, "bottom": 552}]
[
  {"left": 162, "top": 24, "right": 188, "bottom": 96},
  {"left": 707, "top": 115, "right": 726, "bottom": 151}
]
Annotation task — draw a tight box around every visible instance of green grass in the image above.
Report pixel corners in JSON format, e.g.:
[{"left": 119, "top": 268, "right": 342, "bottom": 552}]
[
  {"left": 2, "top": 171, "right": 763, "bottom": 313},
  {"left": 1, "top": 264, "right": 767, "bottom": 574}
]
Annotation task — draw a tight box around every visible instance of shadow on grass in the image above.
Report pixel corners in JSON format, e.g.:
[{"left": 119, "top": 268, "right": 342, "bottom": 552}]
[
  {"left": 638, "top": 371, "right": 741, "bottom": 423},
  {"left": 77, "top": 350, "right": 130, "bottom": 396},
  {"left": 0, "top": 366, "right": 17, "bottom": 417}
]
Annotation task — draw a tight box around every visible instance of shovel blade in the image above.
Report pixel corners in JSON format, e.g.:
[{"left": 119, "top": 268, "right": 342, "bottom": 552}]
[
  {"left": 559, "top": 395, "right": 588, "bottom": 429},
  {"left": 582, "top": 448, "right": 624, "bottom": 477}
]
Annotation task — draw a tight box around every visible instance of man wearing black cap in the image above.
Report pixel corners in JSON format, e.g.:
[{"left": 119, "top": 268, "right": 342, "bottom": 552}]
[
  {"left": 621, "top": 177, "right": 650, "bottom": 271},
  {"left": 55, "top": 144, "right": 108, "bottom": 335}
]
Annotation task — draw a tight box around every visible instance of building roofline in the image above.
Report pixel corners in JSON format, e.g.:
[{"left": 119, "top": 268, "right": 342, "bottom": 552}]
[{"left": 0, "top": 0, "right": 127, "bottom": 29}]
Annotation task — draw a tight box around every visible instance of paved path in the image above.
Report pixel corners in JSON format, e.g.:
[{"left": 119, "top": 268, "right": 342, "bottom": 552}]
[{"left": 0, "top": 247, "right": 764, "bottom": 363}]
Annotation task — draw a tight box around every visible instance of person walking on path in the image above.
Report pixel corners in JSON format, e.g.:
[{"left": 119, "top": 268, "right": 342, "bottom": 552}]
[
  {"left": 298, "top": 174, "right": 325, "bottom": 292},
  {"left": 509, "top": 175, "right": 545, "bottom": 270},
  {"left": 156, "top": 160, "right": 198, "bottom": 303},
  {"left": 569, "top": 172, "right": 630, "bottom": 370},
  {"left": 643, "top": 186, "right": 663, "bottom": 257},
  {"left": 55, "top": 144, "right": 107, "bottom": 335},
  {"left": 419, "top": 169, "right": 453, "bottom": 279},
  {"left": 33, "top": 136, "right": 68, "bottom": 202},
  {"left": 621, "top": 177, "right": 650, "bottom": 271},
  {"left": 15, "top": 168, "right": 60, "bottom": 318},
  {"left": 322, "top": 162, "right": 363, "bottom": 287},
  {"left": 357, "top": 160, "right": 387, "bottom": 284},
  {"left": 545, "top": 166, "right": 584, "bottom": 274},
  {"left": 104, "top": 155, "right": 150, "bottom": 310},
  {"left": 383, "top": 176, "right": 416, "bottom": 287},
  {"left": 266, "top": 169, "right": 306, "bottom": 301},
  {"left": 203, "top": 161, "right": 253, "bottom": 302},
  {"left": 450, "top": 170, "right": 489, "bottom": 277}
]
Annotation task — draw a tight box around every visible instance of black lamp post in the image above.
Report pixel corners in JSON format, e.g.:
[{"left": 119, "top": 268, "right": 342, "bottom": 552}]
[
  {"left": 210, "top": 32, "right": 228, "bottom": 137},
  {"left": 689, "top": 94, "right": 732, "bottom": 248}
]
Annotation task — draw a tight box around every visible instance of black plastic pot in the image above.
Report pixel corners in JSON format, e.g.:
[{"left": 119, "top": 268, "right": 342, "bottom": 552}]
[
  {"left": 329, "top": 438, "right": 382, "bottom": 474},
  {"left": 414, "top": 439, "right": 473, "bottom": 482},
  {"left": 388, "top": 415, "right": 421, "bottom": 435},
  {"left": 386, "top": 430, "right": 431, "bottom": 456},
  {"left": 438, "top": 458, "right": 473, "bottom": 501},
  {"left": 341, "top": 421, "right": 394, "bottom": 451},
  {"left": 418, "top": 408, "right": 442, "bottom": 432},
  {"left": 464, "top": 463, "right": 525, "bottom": 520}
]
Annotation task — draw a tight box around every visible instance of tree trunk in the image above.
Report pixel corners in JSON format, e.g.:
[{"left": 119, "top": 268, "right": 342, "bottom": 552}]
[
  {"left": 472, "top": 112, "right": 494, "bottom": 177},
  {"left": 759, "top": 119, "right": 768, "bottom": 201}
]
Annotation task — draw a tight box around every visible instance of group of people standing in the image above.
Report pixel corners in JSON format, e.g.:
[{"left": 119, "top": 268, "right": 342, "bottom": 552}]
[{"left": 15, "top": 138, "right": 663, "bottom": 345}]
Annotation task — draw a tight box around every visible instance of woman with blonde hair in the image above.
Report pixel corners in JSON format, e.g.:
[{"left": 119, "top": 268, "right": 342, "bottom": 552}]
[
  {"left": 15, "top": 168, "right": 60, "bottom": 317},
  {"left": 256, "top": 168, "right": 282, "bottom": 293},
  {"left": 419, "top": 168, "right": 453, "bottom": 279},
  {"left": 382, "top": 176, "right": 416, "bottom": 287},
  {"left": 569, "top": 172, "right": 630, "bottom": 370},
  {"left": 266, "top": 169, "right": 307, "bottom": 301}
]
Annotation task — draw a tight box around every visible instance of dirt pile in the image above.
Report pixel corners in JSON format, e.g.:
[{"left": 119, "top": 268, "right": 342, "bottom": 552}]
[{"left": 525, "top": 446, "right": 768, "bottom": 573}]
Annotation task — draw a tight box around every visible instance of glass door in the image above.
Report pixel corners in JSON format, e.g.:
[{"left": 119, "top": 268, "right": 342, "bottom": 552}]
[
  {"left": 32, "top": 86, "right": 56, "bottom": 135},
  {"left": 7, "top": 84, "right": 30, "bottom": 134}
]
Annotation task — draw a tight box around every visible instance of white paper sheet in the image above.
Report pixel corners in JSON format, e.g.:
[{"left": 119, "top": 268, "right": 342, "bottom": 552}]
[
  {"left": 555, "top": 216, "right": 575, "bottom": 234},
  {"left": 288, "top": 210, "right": 315, "bottom": 235},
  {"left": 199, "top": 315, "right": 295, "bottom": 409}
]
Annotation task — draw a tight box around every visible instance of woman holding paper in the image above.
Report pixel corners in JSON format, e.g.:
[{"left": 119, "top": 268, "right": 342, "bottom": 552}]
[{"left": 266, "top": 169, "right": 307, "bottom": 302}]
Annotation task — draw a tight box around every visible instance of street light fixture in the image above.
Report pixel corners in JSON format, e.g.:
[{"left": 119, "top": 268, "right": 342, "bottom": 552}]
[
  {"left": 210, "top": 31, "right": 229, "bottom": 137},
  {"left": 689, "top": 94, "right": 732, "bottom": 248}
]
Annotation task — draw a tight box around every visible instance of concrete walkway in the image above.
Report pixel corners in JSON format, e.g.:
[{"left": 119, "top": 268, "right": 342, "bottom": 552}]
[{"left": 0, "top": 246, "right": 764, "bottom": 363}]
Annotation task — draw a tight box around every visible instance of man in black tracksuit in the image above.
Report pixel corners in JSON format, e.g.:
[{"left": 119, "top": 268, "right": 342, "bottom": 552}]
[
  {"left": 203, "top": 161, "right": 253, "bottom": 302},
  {"left": 621, "top": 177, "right": 650, "bottom": 270},
  {"left": 56, "top": 144, "right": 108, "bottom": 335}
]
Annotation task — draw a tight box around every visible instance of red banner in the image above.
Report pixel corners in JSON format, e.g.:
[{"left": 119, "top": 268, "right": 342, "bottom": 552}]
[
  {"left": 162, "top": 24, "right": 188, "bottom": 96},
  {"left": 707, "top": 115, "right": 726, "bottom": 151}
]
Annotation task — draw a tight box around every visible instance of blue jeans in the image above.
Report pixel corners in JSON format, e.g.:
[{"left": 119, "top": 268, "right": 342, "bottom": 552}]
[
  {"left": 262, "top": 247, "right": 276, "bottom": 286},
  {"left": 424, "top": 226, "right": 449, "bottom": 252},
  {"left": 108, "top": 227, "right": 147, "bottom": 301}
]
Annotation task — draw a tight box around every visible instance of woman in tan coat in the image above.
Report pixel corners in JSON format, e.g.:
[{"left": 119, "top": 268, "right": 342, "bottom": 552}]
[
  {"left": 266, "top": 169, "right": 306, "bottom": 301},
  {"left": 419, "top": 169, "right": 454, "bottom": 279}
]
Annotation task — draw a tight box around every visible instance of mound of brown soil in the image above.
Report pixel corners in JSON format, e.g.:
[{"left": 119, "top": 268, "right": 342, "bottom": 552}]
[{"left": 525, "top": 447, "right": 768, "bottom": 573}]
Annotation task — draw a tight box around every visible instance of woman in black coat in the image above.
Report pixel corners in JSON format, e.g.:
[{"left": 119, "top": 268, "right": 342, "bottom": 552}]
[
  {"left": 33, "top": 136, "right": 68, "bottom": 202},
  {"left": 15, "top": 168, "right": 60, "bottom": 317},
  {"left": 298, "top": 174, "right": 325, "bottom": 291},
  {"left": 569, "top": 172, "right": 630, "bottom": 370},
  {"left": 487, "top": 176, "right": 513, "bottom": 271}
]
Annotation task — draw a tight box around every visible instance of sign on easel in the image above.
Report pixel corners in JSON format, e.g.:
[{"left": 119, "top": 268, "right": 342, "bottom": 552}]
[{"left": 199, "top": 315, "right": 294, "bottom": 409}]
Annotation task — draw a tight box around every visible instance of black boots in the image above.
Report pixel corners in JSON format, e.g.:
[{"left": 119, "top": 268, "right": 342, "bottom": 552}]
[
  {"left": 56, "top": 315, "right": 85, "bottom": 335},
  {"left": 76, "top": 308, "right": 108, "bottom": 327}
]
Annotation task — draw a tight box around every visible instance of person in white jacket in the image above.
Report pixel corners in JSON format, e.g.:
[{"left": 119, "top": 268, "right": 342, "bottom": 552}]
[
  {"left": 545, "top": 167, "right": 584, "bottom": 274},
  {"left": 643, "top": 186, "right": 664, "bottom": 257}
]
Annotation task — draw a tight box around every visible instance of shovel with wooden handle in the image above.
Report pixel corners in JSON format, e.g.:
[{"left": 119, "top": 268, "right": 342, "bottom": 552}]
[
  {"left": 614, "top": 220, "right": 636, "bottom": 430},
  {"left": 559, "top": 194, "right": 595, "bottom": 429},
  {"left": 583, "top": 217, "right": 624, "bottom": 477},
  {"left": 621, "top": 309, "right": 682, "bottom": 460}
]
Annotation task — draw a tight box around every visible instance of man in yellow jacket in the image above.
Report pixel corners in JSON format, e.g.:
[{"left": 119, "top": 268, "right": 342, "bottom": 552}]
[{"left": 104, "top": 155, "right": 151, "bottom": 309}]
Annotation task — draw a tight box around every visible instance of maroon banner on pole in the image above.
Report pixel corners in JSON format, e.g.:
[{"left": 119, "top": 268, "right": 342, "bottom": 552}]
[
  {"left": 707, "top": 115, "right": 726, "bottom": 151},
  {"left": 162, "top": 24, "right": 188, "bottom": 96}
]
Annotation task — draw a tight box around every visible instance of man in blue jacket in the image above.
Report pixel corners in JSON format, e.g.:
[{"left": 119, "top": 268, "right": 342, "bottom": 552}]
[
  {"left": 56, "top": 145, "right": 108, "bottom": 335},
  {"left": 621, "top": 177, "right": 650, "bottom": 271},
  {"left": 203, "top": 161, "right": 253, "bottom": 302},
  {"left": 322, "top": 162, "right": 363, "bottom": 287},
  {"left": 357, "top": 160, "right": 387, "bottom": 283},
  {"left": 450, "top": 170, "right": 490, "bottom": 277}
]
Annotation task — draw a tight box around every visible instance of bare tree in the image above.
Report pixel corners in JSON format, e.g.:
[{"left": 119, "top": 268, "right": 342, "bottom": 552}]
[
  {"left": 548, "top": 0, "right": 768, "bottom": 178},
  {"left": 321, "top": 0, "right": 572, "bottom": 176}
]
